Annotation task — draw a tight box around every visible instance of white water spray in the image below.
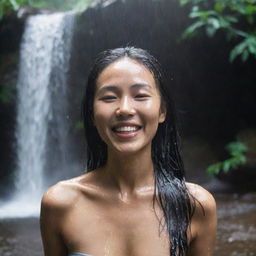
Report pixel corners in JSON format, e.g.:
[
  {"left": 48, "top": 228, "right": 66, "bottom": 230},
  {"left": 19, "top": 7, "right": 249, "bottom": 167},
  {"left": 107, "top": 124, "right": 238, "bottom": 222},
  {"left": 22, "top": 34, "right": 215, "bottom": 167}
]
[{"left": 0, "top": 12, "right": 75, "bottom": 218}]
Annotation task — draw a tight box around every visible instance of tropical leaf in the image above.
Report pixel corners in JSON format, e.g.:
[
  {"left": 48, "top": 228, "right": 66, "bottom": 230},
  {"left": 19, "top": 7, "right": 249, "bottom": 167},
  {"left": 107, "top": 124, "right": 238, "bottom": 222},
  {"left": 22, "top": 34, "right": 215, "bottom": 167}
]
[
  {"left": 207, "top": 162, "right": 222, "bottom": 175},
  {"left": 182, "top": 20, "right": 205, "bottom": 38},
  {"left": 180, "top": 0, "right": 256, "bottom": 62},
  {"left": 230, "top": 40, "right": 248, "bottom": 62},
  {"left": 207, "top": 140, "right": 248, "bottom": 176},
  {"left": 226, "top": 141, "right": 248, "bottom": 154}
]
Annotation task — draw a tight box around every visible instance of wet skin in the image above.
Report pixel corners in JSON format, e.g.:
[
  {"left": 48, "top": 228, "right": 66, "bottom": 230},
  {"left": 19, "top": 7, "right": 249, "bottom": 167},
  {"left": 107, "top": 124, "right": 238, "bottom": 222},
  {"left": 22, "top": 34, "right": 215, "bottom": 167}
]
[{"left": 40, "top": 58, "right": 217, "bottom": 256}]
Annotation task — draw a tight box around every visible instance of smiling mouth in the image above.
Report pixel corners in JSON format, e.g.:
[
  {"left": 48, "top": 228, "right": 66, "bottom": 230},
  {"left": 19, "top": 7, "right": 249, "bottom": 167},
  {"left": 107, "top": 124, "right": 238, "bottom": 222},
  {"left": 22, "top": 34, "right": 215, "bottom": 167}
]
[{"left": 112, "top": 126, "right": 142, "bottom": 133}]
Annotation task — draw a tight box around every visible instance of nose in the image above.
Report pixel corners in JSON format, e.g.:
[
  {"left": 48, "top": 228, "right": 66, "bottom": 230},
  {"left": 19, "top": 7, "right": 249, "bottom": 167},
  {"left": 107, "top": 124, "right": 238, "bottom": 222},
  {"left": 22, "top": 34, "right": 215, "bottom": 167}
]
[{"left": 116, "top": 96, "right": 136, "bottom": 117}]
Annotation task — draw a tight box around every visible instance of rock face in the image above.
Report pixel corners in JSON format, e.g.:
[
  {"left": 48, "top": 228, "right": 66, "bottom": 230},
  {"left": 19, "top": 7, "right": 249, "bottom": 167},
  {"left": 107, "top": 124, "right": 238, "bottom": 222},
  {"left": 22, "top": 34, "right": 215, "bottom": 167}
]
[
  {"left": 1, "top": 0, "right": 256, "bottom": 195},
  {"left": 0, "top": 15, "right": 25, "bottom": 196}
]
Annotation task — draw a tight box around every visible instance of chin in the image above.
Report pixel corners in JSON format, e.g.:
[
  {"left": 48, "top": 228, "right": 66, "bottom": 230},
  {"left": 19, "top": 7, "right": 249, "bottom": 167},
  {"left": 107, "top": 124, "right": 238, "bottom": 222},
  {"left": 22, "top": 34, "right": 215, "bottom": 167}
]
[{"left": 110, "top": 142, "right": 151, "bottom": 155}]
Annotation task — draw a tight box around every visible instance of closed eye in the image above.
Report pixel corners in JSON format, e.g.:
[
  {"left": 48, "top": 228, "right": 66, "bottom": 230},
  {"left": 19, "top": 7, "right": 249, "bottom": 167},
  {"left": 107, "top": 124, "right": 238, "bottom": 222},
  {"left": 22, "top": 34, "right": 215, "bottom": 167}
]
[
  {"left": 100, "top": 96, "right": 117, "bottom": 101},
  {"left": 135, "top": 94, "right": 150, "bottom": 100}
]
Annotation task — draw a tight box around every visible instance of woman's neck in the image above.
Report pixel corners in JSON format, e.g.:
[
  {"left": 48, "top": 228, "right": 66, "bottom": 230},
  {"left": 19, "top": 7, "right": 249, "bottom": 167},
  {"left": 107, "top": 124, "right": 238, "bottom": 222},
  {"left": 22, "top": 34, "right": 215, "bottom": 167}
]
[{"left": 101, "top": 147, "right": 155, "bottom": 199}]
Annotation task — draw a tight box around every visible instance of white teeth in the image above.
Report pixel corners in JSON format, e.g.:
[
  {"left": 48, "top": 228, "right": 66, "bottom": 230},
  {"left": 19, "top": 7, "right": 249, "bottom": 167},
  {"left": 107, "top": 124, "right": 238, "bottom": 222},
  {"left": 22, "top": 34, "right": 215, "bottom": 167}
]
[{"left": 115, "top": 126, "right": 139, "bottom": 132}]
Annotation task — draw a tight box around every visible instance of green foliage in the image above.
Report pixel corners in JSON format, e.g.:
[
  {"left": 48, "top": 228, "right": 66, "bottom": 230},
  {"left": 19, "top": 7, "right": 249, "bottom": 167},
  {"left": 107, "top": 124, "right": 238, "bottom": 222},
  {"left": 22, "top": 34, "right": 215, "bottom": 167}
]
[
  {"left": 0, "top": 0, "right": 95, "bottom": 19},
  {"left": 0, "top": 0, "right": 29, "bottom": 18},
  {"left": 180, "top": 0, "right": 256, "bottom": 62},
  {"left": 26, "top": 0, "right": 95, "bottom": 11},
  {"left": 207, "top": 141, "right": 248, "bottom": 175}
]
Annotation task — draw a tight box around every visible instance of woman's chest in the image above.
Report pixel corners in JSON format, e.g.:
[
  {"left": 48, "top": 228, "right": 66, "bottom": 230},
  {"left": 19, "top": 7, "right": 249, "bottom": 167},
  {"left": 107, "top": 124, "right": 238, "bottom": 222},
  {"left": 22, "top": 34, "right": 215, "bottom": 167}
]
[{"left": 61, "top": 203, "right": 170, "bottom": 256}]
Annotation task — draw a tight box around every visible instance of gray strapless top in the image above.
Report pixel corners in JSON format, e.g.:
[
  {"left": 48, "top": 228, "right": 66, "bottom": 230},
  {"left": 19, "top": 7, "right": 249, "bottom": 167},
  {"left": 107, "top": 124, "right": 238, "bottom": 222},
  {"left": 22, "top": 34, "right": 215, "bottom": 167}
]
[{"left": 69, "top": 253, "right": 92, "bottom": 256}]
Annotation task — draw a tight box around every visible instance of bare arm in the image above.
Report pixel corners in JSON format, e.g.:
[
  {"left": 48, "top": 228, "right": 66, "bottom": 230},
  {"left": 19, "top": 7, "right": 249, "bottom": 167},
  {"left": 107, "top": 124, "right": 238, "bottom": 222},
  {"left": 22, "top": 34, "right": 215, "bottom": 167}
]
[
  {"left": 40, "top": 186, "right": 69, "bottom": 256},
  {"left": 187, "top": 183, "right": 217, "bottom": 256}
]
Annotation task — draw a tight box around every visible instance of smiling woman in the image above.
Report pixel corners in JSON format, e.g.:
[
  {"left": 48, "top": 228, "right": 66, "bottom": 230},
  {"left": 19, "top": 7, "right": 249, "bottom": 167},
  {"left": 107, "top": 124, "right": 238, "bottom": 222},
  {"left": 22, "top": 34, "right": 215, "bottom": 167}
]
[
  {"left": 93, "top": 57, "right": 165, "bottom": 154},
  {"left": 40, "top": 47, "right": 217, "bottom": 256}
]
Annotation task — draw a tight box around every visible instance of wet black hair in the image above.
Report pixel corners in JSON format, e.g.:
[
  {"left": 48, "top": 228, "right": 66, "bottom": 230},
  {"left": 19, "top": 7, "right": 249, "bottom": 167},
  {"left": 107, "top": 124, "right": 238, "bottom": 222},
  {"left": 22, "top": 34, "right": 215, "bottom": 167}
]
[{"left": 82, "top": 47, "right": 195, "bottom": 256}]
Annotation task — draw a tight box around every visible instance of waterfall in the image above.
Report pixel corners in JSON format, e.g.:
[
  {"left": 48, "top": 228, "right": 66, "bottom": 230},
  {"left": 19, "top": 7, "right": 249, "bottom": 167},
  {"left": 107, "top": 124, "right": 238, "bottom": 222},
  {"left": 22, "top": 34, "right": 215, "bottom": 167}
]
[{"left": 0, "top": 11, "right": 75, "bottom": 218}]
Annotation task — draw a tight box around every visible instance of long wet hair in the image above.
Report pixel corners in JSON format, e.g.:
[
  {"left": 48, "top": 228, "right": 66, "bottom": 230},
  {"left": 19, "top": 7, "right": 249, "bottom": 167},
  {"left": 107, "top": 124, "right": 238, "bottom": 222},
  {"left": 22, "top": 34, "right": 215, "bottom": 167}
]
[{"left": 82, "top": 47, "right": 195, "bottom": 256}]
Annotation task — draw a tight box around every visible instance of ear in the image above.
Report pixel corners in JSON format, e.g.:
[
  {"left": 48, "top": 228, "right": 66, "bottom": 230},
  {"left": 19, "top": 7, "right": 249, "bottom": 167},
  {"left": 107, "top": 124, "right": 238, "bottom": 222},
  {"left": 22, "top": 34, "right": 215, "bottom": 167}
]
[{"left": 159, "top": 103, "right": 166, "bottom": 123}]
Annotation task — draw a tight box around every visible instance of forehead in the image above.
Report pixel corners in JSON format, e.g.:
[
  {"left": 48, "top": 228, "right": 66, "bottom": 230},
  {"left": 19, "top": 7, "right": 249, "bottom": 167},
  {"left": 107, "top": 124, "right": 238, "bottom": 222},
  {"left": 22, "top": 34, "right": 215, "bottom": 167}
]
[{"left": 96, "top": 57, "right": 157, "bottom": 89}]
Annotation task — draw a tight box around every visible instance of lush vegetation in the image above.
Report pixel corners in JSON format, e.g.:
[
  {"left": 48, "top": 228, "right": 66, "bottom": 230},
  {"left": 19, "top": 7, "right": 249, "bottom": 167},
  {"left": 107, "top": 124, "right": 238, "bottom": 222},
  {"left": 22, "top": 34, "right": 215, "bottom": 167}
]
[
  {"left": 180, "top": 0, "right": 256, "bottom": 62},
  {"left": 0, "top": 0, "right": 95, "bottom": 19},
  {"left": 180, "top": 0, "right": 255, "bottom": 175},
  {"left": 207, "top": 141, "right": 248, "bottom": 175}
]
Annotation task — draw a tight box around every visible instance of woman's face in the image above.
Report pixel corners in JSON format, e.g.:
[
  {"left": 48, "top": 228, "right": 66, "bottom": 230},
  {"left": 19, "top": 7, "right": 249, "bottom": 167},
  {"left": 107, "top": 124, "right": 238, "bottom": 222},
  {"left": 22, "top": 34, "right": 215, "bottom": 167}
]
[{"left": 93, "top": 57, "right": 166, "bottom": 155}]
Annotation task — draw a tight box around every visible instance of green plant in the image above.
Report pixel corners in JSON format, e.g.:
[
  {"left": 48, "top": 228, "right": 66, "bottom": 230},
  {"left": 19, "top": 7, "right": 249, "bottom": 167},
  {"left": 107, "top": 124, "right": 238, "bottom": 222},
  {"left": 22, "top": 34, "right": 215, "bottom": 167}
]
[
  {"left": 180, "top": 0, "right": 256, "bottom": 62},
  {"left": 207, "top": 141, "right": 248, "bottom": 175},
  {"left": 26, "top": 0, "right": 95, "bottom": 11},
  {"left": 0, "top": 0, "right": 96, "bottom": 19},
  {"left": 0, "top": 0, "right": 27, "bottom": 19}
]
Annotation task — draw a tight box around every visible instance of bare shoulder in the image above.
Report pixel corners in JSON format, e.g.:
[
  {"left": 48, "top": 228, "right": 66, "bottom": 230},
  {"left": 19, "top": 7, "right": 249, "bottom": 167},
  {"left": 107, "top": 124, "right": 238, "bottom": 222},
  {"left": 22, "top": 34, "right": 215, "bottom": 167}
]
[
  {"left": 185, "top": 183, "right": 217, "bottom": 255},
  {"left": 40, "top": 176, "right": 90, "bottom": 256},
  {"left": 41, "top": 176, "right": 85, "bottom": 212},
  {"left": 186, "top": 182, "right": 216, "bottom": 218},
  {"left": 41, "top": 170, "right": 100, "bottom": 212}
]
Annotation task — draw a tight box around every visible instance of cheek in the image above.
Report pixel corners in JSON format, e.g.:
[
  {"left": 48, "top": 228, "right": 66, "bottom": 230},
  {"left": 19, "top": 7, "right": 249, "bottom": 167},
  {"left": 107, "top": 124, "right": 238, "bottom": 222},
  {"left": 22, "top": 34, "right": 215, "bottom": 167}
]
[
  {"left": 93, "top": 111, "right": 108, "bottom": 130},
  {"left": 93, "top": 101, "right": 108, "bottom": 122},
  {"left": 143, "top": 98, "right": 162, "bottom": 116},
  {"left": 93, "top": 115, "right": 109, "bottom": 144},
  {"left": 140, "top": 97, "right": 161, "bottom": 111},
  {"left": 140, "top": 101, "right": 163, "bottom": 130},
  {"left": 93, "top": 104, "right": 113, "bottom": 139}
]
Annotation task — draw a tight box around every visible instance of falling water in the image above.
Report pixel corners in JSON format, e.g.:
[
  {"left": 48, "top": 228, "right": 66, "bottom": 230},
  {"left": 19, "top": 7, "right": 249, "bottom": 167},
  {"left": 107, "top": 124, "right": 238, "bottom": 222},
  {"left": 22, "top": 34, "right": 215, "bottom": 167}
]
[{"left": 0, "top": 12, "right": 75, "bottom": 218}]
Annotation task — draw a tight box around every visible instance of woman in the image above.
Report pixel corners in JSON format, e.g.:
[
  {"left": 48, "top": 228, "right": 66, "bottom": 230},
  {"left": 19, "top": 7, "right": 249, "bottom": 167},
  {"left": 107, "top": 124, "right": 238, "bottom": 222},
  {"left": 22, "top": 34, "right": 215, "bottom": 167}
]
[{"left": 40, "top": 47, "right": 217, "bottom": 256}]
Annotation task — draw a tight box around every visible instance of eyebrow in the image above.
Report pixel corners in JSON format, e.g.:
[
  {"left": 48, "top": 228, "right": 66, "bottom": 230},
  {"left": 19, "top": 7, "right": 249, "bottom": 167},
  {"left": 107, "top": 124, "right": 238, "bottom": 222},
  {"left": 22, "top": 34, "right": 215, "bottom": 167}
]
[{"left": 96, "top": 83, "right": 152, "bottom": 95}]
